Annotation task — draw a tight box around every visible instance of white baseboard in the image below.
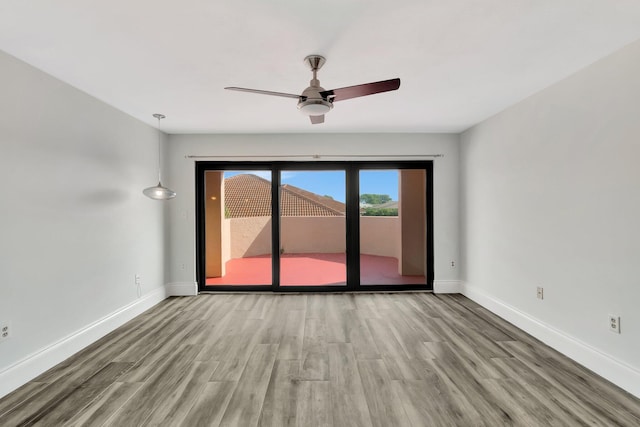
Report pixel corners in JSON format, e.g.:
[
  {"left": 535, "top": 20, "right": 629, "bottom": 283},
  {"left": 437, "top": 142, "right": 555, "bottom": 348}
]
[
  {"left": 0, "top": 287, "right": 167, "bottom": 399},
  {"left": 461, "top": 283, "right": 640, "bottom": 399},
  {"left": 165, "top": 282, "right": 198, "bottom": 296},
  {"left": 433, "top": 280, "right": 462, "bottom": 294}
]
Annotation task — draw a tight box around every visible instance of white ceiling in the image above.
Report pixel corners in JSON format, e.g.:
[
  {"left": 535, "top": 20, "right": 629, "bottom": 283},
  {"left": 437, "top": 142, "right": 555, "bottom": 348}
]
[{"left": 2, "top": 1, "right": 640, "bottom": 134}]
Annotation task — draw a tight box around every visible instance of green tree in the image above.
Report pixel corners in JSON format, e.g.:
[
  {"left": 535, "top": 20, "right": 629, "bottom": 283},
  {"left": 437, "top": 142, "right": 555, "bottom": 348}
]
[
  {"left": 362, "top": 207, "right": 398, "bottom": 216},
  {"left": 359, "top": 194, "right": 391, "bottom": 205}
]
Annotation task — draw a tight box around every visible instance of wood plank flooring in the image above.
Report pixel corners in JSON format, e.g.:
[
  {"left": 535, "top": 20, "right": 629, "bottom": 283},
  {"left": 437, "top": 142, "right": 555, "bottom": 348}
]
[{"left": 1, "top": 293, "right": 639, "bottom": 426}]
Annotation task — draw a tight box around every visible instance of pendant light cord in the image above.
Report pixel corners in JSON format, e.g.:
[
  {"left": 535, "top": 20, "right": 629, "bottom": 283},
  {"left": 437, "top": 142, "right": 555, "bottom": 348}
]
[{"left": 157, "top": 116, "right": 162, "bottom": 183}]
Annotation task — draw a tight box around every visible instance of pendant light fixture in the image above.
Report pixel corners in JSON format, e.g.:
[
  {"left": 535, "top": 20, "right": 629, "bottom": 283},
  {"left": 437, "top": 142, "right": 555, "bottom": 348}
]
[{"left": 143, "top": 113, "right": 176, "bottom": 200}]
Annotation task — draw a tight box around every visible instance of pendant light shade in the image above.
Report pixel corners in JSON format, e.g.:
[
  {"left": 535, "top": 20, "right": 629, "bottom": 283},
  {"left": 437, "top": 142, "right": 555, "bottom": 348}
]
[
  {"left": 143, "top": 113, "right": 176, "bottom": 200},
  {"left": 143, "top": 182, "right": 176, "bottom": 200}
]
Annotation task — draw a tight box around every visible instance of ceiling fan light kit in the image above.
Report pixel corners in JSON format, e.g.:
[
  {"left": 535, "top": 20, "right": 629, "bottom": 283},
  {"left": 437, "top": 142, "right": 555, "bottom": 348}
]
[
  {"left": 297, "top": 99, "right": 332, "bottom": 116},
  {"left": 225, "top": 55, "right": 400, "bottom": 124}
]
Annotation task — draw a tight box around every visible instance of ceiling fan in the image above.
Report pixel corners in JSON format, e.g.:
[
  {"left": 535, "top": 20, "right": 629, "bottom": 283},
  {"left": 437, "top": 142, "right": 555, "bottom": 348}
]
[{"left": 225, "top": 55, "right": 400, "bottom": 124}]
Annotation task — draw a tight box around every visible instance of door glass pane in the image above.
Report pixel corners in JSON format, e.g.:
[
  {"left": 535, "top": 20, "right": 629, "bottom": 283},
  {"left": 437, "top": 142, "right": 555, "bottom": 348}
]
[
  {"left": 279, "top": 170, "right": 346, "bottom": 286},
  {"left": 204, "top": 171, "right": 272, "bottom": 286},
  {"left": 359, "top": 170, "right": 426, "bottom": 285}
]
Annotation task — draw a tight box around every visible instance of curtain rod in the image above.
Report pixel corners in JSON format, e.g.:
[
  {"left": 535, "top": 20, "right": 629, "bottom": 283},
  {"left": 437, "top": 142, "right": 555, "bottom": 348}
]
[{"left": 185, "top": 154, "right": 444, "bottom": 160}]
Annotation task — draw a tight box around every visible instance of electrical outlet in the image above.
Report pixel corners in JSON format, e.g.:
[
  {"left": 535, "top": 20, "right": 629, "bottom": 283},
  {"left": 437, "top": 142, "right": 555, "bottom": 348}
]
[
  {"left": 0, "top": 322, "right": 11, "bottom": 342},
  {"left": 135, "top": 274, "right": 141, "bottom": 285},
  {"left": 536, "top": 287, "right": 544, "bottom": 300},
  {"left": 609, "top": 315, "right": 621, "bottom": 334}
]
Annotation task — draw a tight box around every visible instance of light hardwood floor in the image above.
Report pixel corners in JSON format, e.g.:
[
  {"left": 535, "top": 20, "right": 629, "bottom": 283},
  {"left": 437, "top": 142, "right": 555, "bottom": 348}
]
[{"left": 1, "top": 293, "right": 639, "bottom": 426}]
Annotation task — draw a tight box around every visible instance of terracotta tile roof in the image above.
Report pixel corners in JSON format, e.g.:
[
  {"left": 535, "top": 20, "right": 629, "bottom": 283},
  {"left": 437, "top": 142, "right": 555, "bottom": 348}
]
[
  {"left": 281, "top": 184, "right": 346, "bottom": 214},
  {"left": 224, "top": 174, "right": 345, "bottom": 218},
  {"left": 224, "top": 174, "right": 272, "bottom": 218}
]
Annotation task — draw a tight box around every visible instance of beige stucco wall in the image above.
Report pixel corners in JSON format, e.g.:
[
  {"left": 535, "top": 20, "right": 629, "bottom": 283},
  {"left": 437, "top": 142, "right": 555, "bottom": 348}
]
[
  {"left": 399, "top": 170, "right": 426, "bottom": 275},
  {"left": 223, "top": 216, "right": 400, "bottom": 259},
  {"left": 228, "top": 216, "right": 272, "bottom": 258},
  {"left": 205, "top": 172, "right": 224, "bottom": 277},
  {"left": 222, "top": 215, "right": 231, "bottom": 265},
  {"left": 359, "top": 216, "right": 400, "bottom": 258},
  {"left": 281, "top": 216, "right": 346, "bottom": 254}
]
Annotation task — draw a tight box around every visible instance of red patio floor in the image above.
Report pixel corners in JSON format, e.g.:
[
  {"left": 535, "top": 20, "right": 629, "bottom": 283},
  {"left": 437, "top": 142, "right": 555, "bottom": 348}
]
[{"left": 205, "top": 253, "right": 425, "bottom": 287}]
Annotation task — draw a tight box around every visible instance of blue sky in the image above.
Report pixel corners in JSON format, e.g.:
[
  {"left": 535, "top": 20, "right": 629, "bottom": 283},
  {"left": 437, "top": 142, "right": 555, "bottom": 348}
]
[{"left": 224, "top": 170, "right": 398, "bottom": 203}]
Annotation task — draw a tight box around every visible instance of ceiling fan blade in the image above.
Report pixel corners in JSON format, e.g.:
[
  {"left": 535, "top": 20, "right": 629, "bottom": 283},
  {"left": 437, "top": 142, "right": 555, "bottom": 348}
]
[
  {"left": 320, "top": 78, "right": 400, "bottom": 102},
  {"left": 225, "top": 87, "right": 301, "bottom": 99},
  {"left": 310, "top": 115, "right": 325, "bottom": 124}
]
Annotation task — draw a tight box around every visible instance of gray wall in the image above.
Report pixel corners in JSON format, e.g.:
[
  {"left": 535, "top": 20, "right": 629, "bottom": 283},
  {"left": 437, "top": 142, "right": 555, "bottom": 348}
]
[
  {"left": 460, "top": 40, "right": 640, "bottom": 395},
  {"left": 165, "top": 133, "right": 461, "bottom": 290},
  {"left": 0, "top": 50, "right": 167, "bottom": 396}
]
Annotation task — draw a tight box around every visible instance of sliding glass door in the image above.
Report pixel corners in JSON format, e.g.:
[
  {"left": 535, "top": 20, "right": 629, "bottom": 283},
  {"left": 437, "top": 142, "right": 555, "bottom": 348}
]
[
  {"left": 359, "top": 169, "right": 427, "bottom": 286},
  {"left": 279, "top": 170, "right": 347, "bottom": 287},
  {"left": 202, "top": 170, "right": 273, "bottom": 288},
  {"left": 196, "top": 161, "right": 433, "bottom": 292}
]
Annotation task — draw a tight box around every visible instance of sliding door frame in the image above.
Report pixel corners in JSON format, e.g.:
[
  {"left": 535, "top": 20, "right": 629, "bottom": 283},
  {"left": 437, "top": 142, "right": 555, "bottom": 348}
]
[{"left": 195, "top": 160, "right": 434, "bottom": 292}]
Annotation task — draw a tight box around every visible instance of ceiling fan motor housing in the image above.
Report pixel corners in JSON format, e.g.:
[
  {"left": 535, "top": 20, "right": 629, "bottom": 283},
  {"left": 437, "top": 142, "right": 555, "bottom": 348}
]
[{"left": 297, "top": 55, "right": 333, "bottom": 116}]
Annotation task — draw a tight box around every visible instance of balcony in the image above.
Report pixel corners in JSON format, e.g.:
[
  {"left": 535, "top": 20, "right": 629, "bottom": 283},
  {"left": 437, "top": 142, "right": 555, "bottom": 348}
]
[{"left": 204, "top": 172, "right": 427, "bottom": 287}]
